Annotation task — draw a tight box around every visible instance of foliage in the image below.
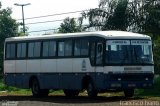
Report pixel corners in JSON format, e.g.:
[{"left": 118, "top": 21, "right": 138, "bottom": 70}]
[
  {"left": 81, "top": 0, "right": 160, "bottom": 33},
  {"left": 0, "top": 2, "right": 19, "bottom": 73},
  {"left": 81, "top": 0, "right": 129, "bottom": 31},
  {"left": 58, "top": 17, "right": 82, "bottom": 33},
  {"left": 153, "top": 36, "right": 160, "bottom": 74}
]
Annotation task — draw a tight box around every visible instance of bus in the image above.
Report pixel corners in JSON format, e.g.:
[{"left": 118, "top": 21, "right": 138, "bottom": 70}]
[{"left": 4, "top": 31, "right": 154, "bottom": 97}]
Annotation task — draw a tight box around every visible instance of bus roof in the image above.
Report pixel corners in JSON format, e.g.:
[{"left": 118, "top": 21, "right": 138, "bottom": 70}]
[{"left": 5, "top": 31, "right": 151, "bottom": 42}]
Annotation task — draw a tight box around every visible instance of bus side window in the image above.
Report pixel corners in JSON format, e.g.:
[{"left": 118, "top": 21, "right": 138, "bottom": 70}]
[
  {"left": 74, "top": 40, "right": 81, "bottom": 56},
  {"left": 81, "top": 40, "right": 89, "bottom": 56},
  {"left": 17, "top": 43, "right": 26, "bottom": 58},
  {"left": 65, "top": 40, "right": 72, "bottom": 56},
  {"left": 42, "top": 41, "right": 56, "bottom": 57},
  {"left": 28, "top": 42, "right": 41, "bottom": 58},
  {"left": 74, "top": 39, "right": 89, "bottom": 56},
  {"left": 49, "top": 41, "right": 56, "bottom": 56},
  {"left": 6, "top": 43, "right": 16, "bottom": 59},
  {"left": 42, "top": 42, "right": 49, "bottom": 57},
  {"left": 58, "top": 41, "right": 65, "bottom": 56}
]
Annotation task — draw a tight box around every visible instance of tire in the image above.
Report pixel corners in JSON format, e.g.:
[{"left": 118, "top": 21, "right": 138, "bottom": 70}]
[
  {"left": 124, "top": 89, "right": 134, "bottom": 97},
  {"left": 31, "top": 78, "right": 41, "bottom": 97},
  {"left": 64, "top": 89, "right": 79, "bottom": 97},
  {"left": 87, "top": 82, "right": 97, "bottom": 98},
  {"left": 31, "top": 78, "right": 49, "bottom": 97}
]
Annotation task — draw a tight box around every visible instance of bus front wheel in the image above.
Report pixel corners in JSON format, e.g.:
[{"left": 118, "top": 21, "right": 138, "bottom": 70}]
[
  {"left": 87, "top": 82, "right": 97, "bottom": 98},
  {"left": 124, "top": 89, "right": 134, "bottom": 97}
]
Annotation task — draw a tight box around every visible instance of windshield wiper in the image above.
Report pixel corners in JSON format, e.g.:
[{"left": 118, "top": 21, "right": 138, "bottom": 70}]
[
  {"left": 120, "top": 48, "right": 129, "bottom": 65},
  {"left": 133, "top": 47, "right": 138, "bottom": 62}
]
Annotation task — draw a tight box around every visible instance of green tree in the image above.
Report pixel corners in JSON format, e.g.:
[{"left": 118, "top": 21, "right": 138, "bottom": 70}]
[
  {"left": 82, "top": 0, "right": 160, "bottom": 33},
  {"left": 153, "top": 36, "right": 160, "bottom": 74},
  {"left": 81, "top": 0, "right": 130, "bottom": 31},
  {"left": 58, "top": 17, "right": 82, "bottom": 33},
  {"left": 102, "top": 0, "right": 129, "bottom": 30},
  {"left": 0, "top": 2, "right": 19, "bottom": 73}
]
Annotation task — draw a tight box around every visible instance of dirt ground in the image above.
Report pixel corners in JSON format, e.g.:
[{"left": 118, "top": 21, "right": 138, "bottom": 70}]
[{"left": 0, "top": 95, "right": 159, "bottom": 106}]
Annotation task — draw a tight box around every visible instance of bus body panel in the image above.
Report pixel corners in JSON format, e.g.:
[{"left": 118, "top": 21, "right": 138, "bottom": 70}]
[
  {"left": 72, "top": 58, "right": 95, "bottom": 72},
  {"left": 27, "top": 60, "right": 41, "bottom": 73},
  {"left": 15, "top": 60, "right": 27, "bottom": 73},
  {"left": 41, "top": 59, "right": 57, "bottom": 73},
  {"left": 4, "top": 60, "right": 15, "bottom": 73},
  {"left": 57, "top": 59, "right": 72, "bottom": 73}
]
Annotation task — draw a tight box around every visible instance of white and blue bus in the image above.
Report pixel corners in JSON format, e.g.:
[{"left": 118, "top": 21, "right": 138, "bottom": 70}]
[{"left": 4, "top": 31, "right": 154, "bottom": 97}]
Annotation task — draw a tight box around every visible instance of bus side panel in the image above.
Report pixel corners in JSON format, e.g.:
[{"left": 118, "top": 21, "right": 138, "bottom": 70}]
[
  {"left": 15, "top": 60, "right": 27, "bottom": 73},
  {"left": 39, "top": 74, "right": 59, "bottom": 89},
  {"left": 41, "top": 59, "right": 57, "bottom": 73},
  {"left": 27, "top": 60, "right": 41, "bottom": 73},
  {"left": 4, "top": 60, "right": 16, "bottom": 73},
  {"left": 4, "top": 60, "right": 16, "bottom": 86},
  {"left": 14, "top": 60, "right": 27, "bottom": 88},
  {"left": 72, "top": 58, "right": 96, "bottom": 89},
  {"left": 40, "top": 59, "right": 59, "bottom": 89},
  {"left": 57, "top": 59, "right": 73, "bottom": 89},
  {"left": 4, "top": 74, "right": 16, "bottom": 87}
]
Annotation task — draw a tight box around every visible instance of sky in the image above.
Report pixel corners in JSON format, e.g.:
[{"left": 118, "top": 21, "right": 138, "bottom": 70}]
[{"left": 1, "top": 0, "right": 99, "bottom": 35}]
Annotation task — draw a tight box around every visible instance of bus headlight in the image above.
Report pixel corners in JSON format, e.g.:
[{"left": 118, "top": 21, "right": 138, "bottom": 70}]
[
  {"left": 118, "top": 78, "right": 121, "bottom": 81},
  {"left": 145, "top": 78, "right": 148, "bottom": 81}
]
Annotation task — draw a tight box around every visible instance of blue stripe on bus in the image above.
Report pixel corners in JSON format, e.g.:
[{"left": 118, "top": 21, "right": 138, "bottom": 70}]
[{"left": 4, "top": 73, "right": 154, "bottom": 90}]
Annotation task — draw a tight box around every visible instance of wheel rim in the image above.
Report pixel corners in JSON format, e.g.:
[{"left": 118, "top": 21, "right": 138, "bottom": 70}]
[
  {"left": 87, "top": 83, "right": 93, "bottom": 95},
  {"left": 32, "top": 80, "right": 39, "bottom": 94}
]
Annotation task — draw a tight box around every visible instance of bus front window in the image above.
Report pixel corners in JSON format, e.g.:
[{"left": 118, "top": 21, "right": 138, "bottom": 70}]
[
  {"left": 106, "top": 40, "right": 131, "bottom": 64},
  {"left": 131, "top": 40, "right": 153, "bottom": 64},
  {"left": 105, "top": 40, "right": 153, "bottom": 65}
]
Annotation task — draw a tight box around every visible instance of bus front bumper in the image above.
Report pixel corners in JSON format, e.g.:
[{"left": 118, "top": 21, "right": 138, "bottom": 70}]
[
  {"left": 108, "top": 80, "right": 153, "bottom": 89},
  {"left": 104, "top": 73, "right": 154, "bottom": 90}
]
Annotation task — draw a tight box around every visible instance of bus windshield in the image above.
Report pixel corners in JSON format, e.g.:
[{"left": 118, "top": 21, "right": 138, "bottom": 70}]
[{"left": 105, "top": 40, "right": 153, "bottom": 65}]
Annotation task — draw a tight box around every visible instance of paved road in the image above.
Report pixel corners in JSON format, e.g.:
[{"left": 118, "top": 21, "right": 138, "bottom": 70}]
[{"left": 1, "top": 95, "right": 158, "bottom": 106}]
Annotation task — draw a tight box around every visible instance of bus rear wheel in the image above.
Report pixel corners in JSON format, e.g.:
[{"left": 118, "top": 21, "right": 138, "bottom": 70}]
[
  {"left": 124, "top": 89, "right": 134, "bottom": 97},
  {"left": 63, "top": 90, "right": 79, "bottom": 97},
  {"left": 87, "top": 82, "right": 97, "bottom": 98},
  {"left": 31, "top": 78, "right": 49, "bottom": 97}
]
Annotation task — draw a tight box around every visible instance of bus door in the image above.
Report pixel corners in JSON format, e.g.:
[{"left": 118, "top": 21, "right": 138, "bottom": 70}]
[
  {"left": 90, "top": 41, "right": 104, "bottom": 72},
  {"left": 95, "top": 42, "right": 104, "bottom": 72},
  {"left": 95, "top": 42, "right": 104, "bottom": 88}
]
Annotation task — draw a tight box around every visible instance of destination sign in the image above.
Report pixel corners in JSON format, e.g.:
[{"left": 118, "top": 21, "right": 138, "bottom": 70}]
[
  {"left": 107, "top": 40, "right": 130, "bottom": 45},
  {"left": 131, "top": 40, "right": 151, "bottom": 45}
]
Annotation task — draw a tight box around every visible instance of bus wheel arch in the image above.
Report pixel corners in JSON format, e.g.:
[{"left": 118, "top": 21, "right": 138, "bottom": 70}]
[
  {"left": 29, "top": 76, "right": 37, "bottom": 88},
  {"left": 29, "top": 76, "right": 49, "bottom": 97},
  {"left": 82, "top": 75, "right": 92, "bottom": 89}
]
